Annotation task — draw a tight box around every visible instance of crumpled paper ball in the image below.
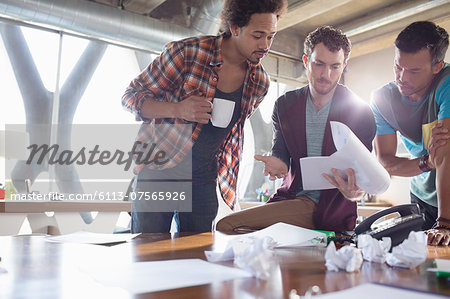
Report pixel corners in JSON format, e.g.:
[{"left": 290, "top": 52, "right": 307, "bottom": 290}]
[
  {"left": 205, "top": 235, "right": 278, "bottom": 279},
  {"left": 233, "top": 236, "right": 278, "bottom": 279},
  {"left": 386, "top": 231, "right": 427, "bottom": 269},
  {"left": 325, "top": 242, "right": 363, "bottom": 272},
  {"left": 357, "top": 235, "right": 391, "bottom": 263}
]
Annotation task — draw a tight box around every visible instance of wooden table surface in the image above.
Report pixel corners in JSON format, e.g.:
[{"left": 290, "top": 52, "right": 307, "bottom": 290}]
[{"left": 0, "top": 232, "right": 449, "bottom": 298}]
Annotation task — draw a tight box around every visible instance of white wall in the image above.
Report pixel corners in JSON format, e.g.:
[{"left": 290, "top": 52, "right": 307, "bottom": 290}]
[
  {"left": 346, "top": 47, "right": 395, "bottom": 104},
  {"left": 345, "top": 47, "right": 406, "bottom": 205},
  {"left": 344, "top": 45, "right": 450, "bottom": 205},
  {"left": 346, "top": 46, "right": 450, "bottom": 104}
]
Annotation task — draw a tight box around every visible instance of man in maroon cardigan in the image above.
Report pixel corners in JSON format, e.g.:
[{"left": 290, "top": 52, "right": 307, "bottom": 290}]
[{"left": 217, "top": 26, "right": 376, "bottom": 233}]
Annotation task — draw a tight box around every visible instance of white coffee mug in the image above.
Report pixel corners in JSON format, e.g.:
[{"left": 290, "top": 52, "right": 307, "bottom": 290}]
[{"left": 211, "top": 98, "right": 235, "bottom": 128}]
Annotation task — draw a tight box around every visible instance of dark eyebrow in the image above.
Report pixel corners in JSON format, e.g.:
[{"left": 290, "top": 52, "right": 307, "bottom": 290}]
[
  {"left": 253, "top": 30, "right": 277, "bottom": 35},
  {"left": 396, "top": 63, "right": 421, "bottom": 71},
  {"left": 313, "top": 59, "right": 342, "bottom": 66}
]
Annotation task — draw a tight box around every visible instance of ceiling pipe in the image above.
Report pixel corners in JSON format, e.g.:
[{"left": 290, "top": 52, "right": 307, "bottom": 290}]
[
  {"left": 344, "top": 0, "right": 449, "bottom": 37},
  {"left": 191, "top": 0, "right": 222, "bottom": 35},
  {"left": 0, "top": 0, "right": 221, "bottom": 53}
]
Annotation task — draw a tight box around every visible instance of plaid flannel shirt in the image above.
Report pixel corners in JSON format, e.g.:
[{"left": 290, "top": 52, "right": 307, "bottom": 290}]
[{"left": 122, "top": 34, "right": 270, "bottom": 210}]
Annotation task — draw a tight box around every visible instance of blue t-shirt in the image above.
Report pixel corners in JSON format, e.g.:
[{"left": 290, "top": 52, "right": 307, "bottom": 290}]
[{"left": 370, "top": 64, "right": 450, "bottom": 207}]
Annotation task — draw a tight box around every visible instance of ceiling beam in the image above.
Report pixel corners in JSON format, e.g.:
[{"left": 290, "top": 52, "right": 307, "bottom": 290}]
[
  {"left": 278, "top": 0, "right": 351, "bottom": 31},
  {"left": 350, "top": 14, "right": 450, "bottom": 59},
  {"left": 343, "top": 0, "right": 448, "bottom": 37},
  {"left": 122, "top": 0, "right": 166, "bottom": 14}
]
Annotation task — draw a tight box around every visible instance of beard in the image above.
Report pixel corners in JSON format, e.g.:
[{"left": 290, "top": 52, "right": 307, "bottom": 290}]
[
  {"left": 312, "top": 77, "right": 339, "bottom": 95},
  {"left": 247, "top": 50, "right": 267, "bottom": 65},
  {"left": 396, "top": 81, "right": 415, "bottom": 96}
]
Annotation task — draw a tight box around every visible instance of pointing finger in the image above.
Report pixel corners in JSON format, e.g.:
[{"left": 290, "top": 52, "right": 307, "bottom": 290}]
[{"left": 254, "top": 155, "right": 268, "bottom": 163}]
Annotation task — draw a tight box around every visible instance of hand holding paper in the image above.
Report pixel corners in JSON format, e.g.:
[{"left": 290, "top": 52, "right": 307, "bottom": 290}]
[
  {"left": 300, "top": 121, "right": 390, "bottom": 195},
  {"left": 322, "top": 168, "right": 365, "bottom": 200}
]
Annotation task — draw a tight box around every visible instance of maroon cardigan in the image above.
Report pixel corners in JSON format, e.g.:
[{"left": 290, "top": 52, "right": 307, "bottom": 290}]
[{"left": 268, "top": 85, "right": 376, "bottom": 232}]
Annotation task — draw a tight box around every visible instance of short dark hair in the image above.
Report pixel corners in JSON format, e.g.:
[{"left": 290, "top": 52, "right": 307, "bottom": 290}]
[
  {"left": 220, "top": 0, "right": 287, "bottom": 36},
  {"left": 304, "top": 26, "right": 351, "bottom": 61},
  {"left": 395, "top": 21, "right": 449, "bottom": 65}
]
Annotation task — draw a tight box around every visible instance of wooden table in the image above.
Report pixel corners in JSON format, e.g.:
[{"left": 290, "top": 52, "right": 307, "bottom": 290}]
[{"left": 0, "top": 233, "right": 449, "bottom": 298}]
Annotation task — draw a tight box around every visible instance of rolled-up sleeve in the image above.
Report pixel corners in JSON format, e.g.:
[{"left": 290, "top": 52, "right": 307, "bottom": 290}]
[{"left": 121, "top": 41, "right": 185, "bottom": 121}]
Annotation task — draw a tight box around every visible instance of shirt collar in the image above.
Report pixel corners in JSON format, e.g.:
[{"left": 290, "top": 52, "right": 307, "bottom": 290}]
[
  {"left": 209, "top": 34, "right": 225, "bottom": 67},
  {"left": 209, "top": 34, "right": 259, "bottom": 71}
]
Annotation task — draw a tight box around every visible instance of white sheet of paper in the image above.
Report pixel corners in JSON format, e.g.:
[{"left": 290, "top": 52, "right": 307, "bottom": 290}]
[
  {"left": 45, "top": 231, "right": 140, "bottom": 244},
  {"left": 205, "top": 223, "right": 326, "bottom": 263},
  {"left": 225, "top": 222, "right": 327, "bottom": 248},
  {"left": 82, "top": 258, "right": 251, "bottom": 294},
  {"left": 250, "top": 222, "right": 327, "bottom": 247},
  {"left": 435, "top": 258, "right": 450, "bottom": 273},
  {"left": 313, "top": 283, "right": 446, "bottom": 299},
  {"left": 300, "top": 121, "right": 390, "bottom": 195}
]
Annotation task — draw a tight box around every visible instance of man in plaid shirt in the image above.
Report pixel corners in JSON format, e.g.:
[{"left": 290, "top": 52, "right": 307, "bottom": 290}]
[{"left": 122, "top": 0, "right": 287, "bottom": 233}]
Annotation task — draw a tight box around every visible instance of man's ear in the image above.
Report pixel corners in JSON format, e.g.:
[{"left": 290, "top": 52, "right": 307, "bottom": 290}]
[
  {"left": 302, "top": 54, "right": 308, "bottom": 68},
  {"left": 230, "top": 25, "right": 239, "bottom": 36},
  {"left": 432, "top": 60, "right": 444, "bottom": 74}
]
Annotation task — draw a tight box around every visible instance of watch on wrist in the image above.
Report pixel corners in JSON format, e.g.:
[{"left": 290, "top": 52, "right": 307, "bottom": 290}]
[{"left": 419, "top": 154, "right": 432, "bottom": 172}]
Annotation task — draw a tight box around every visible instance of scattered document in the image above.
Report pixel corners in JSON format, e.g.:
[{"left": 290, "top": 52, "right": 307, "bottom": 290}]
[
  {"left": 206, "top": 223, "right": 327, "bottom": 263},
  {"left": 219, "top": 222, "right": 327, "bottom": 248},
  {"left": 435, "top": 258, "right": 450, "bottom": 270},
  {"left": 205, "top": 223, "right": 327, "bottom": 279},
  {"left": 45, "top": 231, "right": 139, "bottom": 244},
  {"left": 250, "top": 222, "right": 327, "bottom": 248},
  {"left": 433, "top": 258, "right": 450, "bottom": 275},
  {"left": 82, "top": 258, "right": 251, "bottom": 294},
  {"left": 311, "top": 283, "right": 446, "bottom": 298},
  {"left": 300, "top": 121, "right": 390, "bottom": 195}
]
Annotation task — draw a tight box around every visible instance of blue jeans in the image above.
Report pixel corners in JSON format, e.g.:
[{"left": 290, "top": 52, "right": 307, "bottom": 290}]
[{"left": 131, "top": 180, "right": 218, "bottom": 233}]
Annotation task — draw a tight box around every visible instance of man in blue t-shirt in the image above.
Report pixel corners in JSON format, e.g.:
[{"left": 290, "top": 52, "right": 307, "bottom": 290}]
[{"left": 371, "top": 21, "right": 450, "bottom": 246}]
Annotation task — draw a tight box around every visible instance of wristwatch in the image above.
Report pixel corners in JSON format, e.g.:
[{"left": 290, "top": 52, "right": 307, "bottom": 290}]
[{"left": 419, "top": 154, "right": 432, "bottom": 172}]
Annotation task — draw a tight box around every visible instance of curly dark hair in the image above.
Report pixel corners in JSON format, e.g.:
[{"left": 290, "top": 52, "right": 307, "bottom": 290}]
[
  {"left": 395, "top": 21, "right": 449, "bottom": 65},
  {"left": 304, "top": 26, "right": 351, "bottom": 62},
  {"left": 220, "top": 0, "right": 287, "bottom": 35}
]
